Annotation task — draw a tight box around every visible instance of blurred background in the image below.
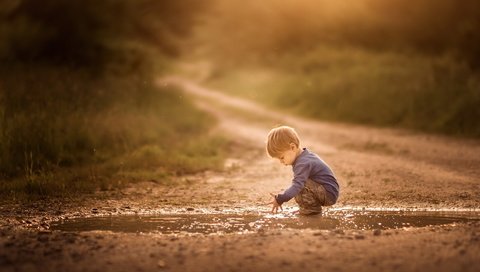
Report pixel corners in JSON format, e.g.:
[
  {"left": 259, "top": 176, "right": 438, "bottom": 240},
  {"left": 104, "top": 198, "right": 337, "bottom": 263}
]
[
  {"left": 0, "top": 0, "right": 225, "bottom": 196},
  {"left": 1, "top": 0, "right": 479, "bottom": 197},
  {"left": 191, "top": 0, "right": 480, "bottom": 137}
]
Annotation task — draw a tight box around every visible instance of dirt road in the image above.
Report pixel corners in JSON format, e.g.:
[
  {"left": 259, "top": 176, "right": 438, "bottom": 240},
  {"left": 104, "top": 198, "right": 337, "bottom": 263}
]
[
  {"left": 162, "top": 76, "right": 480, "bottom": 210},
  {"left": 0, "top": 77, "right": 479, "bottom": 272}
]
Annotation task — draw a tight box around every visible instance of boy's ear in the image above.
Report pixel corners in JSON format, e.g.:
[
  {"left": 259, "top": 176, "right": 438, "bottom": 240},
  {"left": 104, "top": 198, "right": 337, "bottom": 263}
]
[{"left": 289, "top": 142, "right": 297, "bottom": 150}]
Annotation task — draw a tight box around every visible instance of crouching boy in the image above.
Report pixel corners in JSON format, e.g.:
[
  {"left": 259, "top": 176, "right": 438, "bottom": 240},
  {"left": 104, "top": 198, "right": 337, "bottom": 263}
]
[{"left": 266, "top": 126, "right": 339, "bottom": 215}]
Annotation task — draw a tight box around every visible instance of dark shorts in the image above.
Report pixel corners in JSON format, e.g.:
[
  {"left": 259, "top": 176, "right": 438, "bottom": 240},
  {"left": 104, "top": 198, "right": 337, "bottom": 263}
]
[{"left": 294, "top": 179, "right": 335, "bottom": 215}]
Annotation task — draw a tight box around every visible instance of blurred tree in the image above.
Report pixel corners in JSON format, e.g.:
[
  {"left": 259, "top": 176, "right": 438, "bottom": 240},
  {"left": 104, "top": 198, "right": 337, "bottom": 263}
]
[
  {"left": 196, "top": 0, "right": 480, "bottom": 69},
  {"left": 0, "top": 0, "right": 211, "bottom": 71},
  {"left": 0, "top": 0, "right": 214, "bottom": 178},
  {"left": 366, "top": 0, "right": 480, "bottom": 69}
]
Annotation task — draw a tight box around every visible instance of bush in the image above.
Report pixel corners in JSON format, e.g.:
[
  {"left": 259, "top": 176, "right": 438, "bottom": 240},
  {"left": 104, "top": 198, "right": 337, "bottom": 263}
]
[
  {"left": 0, "top": 0, "right": 211, "bottom": 70},
  {"left": 0, "top": 0, "right": 222, "bottom": 197},
  {"left": 0, "top": 65, "right": 227, "bottom": 196},
  {"left": 207, "top": 48, "right": 480, "bottom": 137}
]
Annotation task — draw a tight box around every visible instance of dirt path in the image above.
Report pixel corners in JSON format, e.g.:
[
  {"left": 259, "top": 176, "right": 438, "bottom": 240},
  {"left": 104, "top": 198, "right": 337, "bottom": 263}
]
[
  {"left": 161, "top": 76, "right": 480, "bottom": 210},
  {"left": 0, "top": 77, "right": 479, "bottom": 272}
]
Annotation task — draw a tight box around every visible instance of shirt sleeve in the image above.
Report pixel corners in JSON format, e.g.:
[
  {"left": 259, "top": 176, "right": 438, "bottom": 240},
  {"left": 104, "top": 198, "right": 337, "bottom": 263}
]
[{"left": 275, "top": 161, "right": 311, "bottom": 205}]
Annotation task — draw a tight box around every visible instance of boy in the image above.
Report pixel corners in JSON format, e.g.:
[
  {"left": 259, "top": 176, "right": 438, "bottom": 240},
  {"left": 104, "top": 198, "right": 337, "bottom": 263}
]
[{"left": 266, "top": 126, "right": 339, "bottom": 215}]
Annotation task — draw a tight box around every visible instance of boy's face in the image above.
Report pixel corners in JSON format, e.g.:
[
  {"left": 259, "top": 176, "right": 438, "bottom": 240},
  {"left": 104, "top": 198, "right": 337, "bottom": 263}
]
[{"left": 276, "top": 144, "right": 299, "bottom": 166}]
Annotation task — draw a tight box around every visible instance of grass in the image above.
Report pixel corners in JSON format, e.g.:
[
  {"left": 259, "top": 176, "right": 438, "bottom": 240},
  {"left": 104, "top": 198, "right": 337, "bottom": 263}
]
[
  {"left": 205, "top": 47, "right": 480, "bottom": 137},
  {"left": 0, "top": 64, "right": 228, "bottom": 199}
]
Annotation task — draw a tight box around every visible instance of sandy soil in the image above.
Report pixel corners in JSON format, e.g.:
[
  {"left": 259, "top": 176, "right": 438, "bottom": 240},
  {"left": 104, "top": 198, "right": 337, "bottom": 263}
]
[{"left": 0, "top": 77, "right": 479, "bottom": 272}]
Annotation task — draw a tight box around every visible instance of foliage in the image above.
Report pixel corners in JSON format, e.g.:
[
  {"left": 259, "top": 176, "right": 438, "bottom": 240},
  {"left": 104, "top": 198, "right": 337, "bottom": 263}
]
[
  {"left": 196, "top": 0, "right": 480, "bottom": 69},
  {"left": 0, "top": 0, "right": 210, "bottom": 71},
  {"left": 0, "top": 65, "right": 227, "bottom": 196},
  {"left": 0, "top": 0, "right": 223, "bottom": 197},
  {"left": 195, "top": 0, "right": 480, "bottom": 137},
  {"left": 207, "top": 48, "right": 480, "bottom": 137}
]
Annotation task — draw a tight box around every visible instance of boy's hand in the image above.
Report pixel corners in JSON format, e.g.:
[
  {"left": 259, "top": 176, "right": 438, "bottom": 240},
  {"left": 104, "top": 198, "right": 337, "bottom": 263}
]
[{"left": 269, "top": 193, "right": 283, "bottom": 214}]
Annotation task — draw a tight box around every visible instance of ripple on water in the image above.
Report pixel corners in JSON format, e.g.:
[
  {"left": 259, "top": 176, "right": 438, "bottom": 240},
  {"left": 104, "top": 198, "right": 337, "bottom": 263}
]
[{"left": 50, "top": 210, "right": 480, "bottom": 234}]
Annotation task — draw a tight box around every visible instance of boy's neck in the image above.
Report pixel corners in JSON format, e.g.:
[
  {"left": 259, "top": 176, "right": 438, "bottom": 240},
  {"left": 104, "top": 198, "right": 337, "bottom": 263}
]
[{"left": 295, "top": 147, "right": 303, "bottom": 158}]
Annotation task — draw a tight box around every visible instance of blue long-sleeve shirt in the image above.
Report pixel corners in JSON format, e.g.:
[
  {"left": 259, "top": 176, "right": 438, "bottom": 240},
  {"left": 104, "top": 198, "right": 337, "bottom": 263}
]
[{"left": 275, "top": 148, "right": 339, "bottom": 205}]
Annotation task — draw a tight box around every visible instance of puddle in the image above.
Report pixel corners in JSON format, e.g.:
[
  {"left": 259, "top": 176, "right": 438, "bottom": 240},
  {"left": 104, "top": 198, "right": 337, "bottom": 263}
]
[{"left": 50, "top": 210, "right": 480, "bottom": 234}]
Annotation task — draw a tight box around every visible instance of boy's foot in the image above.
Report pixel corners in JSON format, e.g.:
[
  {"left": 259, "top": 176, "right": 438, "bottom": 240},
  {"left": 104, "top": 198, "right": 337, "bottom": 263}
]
[{"left": 298, "top": 207, "right": 322, "bottom": 216}]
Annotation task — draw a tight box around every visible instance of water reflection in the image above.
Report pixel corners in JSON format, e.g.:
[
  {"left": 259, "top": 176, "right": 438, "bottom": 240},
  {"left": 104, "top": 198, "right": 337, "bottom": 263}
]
[{"left": 51, "top": 210, "right": 479, "bottom": 234}]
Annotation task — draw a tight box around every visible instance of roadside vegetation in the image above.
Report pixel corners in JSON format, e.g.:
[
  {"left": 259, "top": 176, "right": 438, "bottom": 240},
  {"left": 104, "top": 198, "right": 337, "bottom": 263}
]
[
  {"left": 206, "top": 49, "right": 480, "bottom": 137},
  {"left": 192, "top": 0, "right": 480, "bottom": 137},
  {"left": 0, "top": 0, "right": 226, "bottom": 198}
]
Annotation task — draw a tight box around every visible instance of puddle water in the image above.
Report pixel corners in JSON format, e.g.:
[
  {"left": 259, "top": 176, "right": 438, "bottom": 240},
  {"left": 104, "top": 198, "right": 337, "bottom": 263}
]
[{"left": 51, "top": 210, "right": 480, "bottom": 234}]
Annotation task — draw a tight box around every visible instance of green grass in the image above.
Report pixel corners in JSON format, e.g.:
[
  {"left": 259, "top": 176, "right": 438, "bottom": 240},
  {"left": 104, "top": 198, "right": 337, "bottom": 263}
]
[
  {"left": 0, "top": 65, "right": 228, "bottom": 198},
  {"left": 206, "top": 47, "right": 480, "bottom": 137}
]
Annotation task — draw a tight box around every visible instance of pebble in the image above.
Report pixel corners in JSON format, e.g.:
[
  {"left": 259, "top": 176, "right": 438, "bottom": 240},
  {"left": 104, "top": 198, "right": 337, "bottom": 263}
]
[
  {"left": 332, "top": 229, "right": 344, "bottom": 235},
  {"left": 157, "top": 260, "right": 167, "bottom": 268},
  {"left": 354, "top": 234, "right": 365, "bottom": 240},
  {"left": 373, "top": 229, "right": 382, "bottom": 236},
  {"left": 37, "top": 235, "right": 49, "bottom": 242},
  {"left": 186, "top": 208, "right": 195, "bottom": 211},
  {"left": 4, "top": 241, "right": 14, "bottom": 247}
]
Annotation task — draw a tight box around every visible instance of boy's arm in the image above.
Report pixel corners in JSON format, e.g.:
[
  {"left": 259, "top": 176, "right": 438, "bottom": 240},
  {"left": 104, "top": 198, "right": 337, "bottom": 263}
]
[{"left": 276, "top": 162, "right": 311, "bottom": 205}]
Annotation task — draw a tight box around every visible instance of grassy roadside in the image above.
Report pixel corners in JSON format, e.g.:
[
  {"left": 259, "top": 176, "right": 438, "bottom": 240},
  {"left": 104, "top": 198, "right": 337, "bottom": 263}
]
[
  {"left": 0, "top": 65, "right": 228, "bottom": 199},
  {"left": 205, "top": 47, "right": 480, "bottom": 138}
]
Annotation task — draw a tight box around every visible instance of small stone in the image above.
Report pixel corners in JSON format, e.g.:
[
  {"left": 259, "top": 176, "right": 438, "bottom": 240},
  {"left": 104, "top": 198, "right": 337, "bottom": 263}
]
[
  {"left": 37, "top": 235, "right": 49, "bottom": 242},
  {"left": 354, "top": 234, "right": 365, "bottom": 240},
  {"left": 333, "top": 229, "right": 344, "bottom": 235},
  {"left": 157, "top": 260, "right": 166, "bottom": 268},
  {"left": 186, "top": 207, "right": 195, "bottom": 211},
  {"left": 373, "top": 229, "right": 382, "bottom": 236},
  {"left": 4, "top": 241, "right": 14, "bottom": 247}
]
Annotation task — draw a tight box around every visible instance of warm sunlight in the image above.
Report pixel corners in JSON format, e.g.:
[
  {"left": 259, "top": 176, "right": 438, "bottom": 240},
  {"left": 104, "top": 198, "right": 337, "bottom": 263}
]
[{"left": 1, "top": 1, "right": 479, "bottom": 271}]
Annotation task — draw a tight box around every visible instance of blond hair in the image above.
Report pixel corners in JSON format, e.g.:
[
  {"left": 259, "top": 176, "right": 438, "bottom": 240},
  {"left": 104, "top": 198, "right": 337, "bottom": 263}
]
[{"left": 266, "top": 126, "right": 300, "bottom": 158}]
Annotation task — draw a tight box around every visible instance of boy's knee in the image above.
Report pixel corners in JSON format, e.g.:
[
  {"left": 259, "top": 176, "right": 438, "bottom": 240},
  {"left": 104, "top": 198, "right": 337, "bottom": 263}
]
[
  {"left": 298, "top": 179, "right": 330, "bottom": 206},
  {"left": 295, "top": 191, "right": 317, "bottom": 207}
]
